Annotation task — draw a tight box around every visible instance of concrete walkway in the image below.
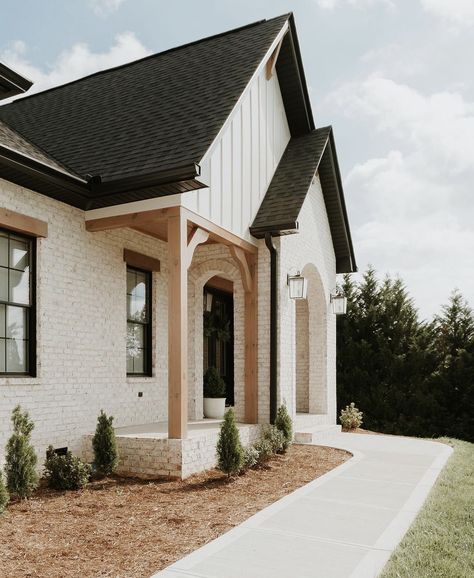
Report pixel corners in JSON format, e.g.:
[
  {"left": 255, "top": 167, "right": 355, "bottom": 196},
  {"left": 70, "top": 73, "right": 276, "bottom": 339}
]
[{"left": 152, "top": 432, "right": 452, "bottom": 578}]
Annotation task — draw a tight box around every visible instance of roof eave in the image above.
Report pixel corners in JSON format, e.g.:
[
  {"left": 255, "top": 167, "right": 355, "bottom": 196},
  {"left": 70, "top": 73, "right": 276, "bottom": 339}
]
[{"left": 0, "top": 63, "right": 33, "bottom": 100}]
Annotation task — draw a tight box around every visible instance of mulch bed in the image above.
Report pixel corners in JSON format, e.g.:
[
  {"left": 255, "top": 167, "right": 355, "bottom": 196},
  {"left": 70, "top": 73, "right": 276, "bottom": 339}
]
[{"left": 0, "top": 444, "right": 350, "bottom": 578}]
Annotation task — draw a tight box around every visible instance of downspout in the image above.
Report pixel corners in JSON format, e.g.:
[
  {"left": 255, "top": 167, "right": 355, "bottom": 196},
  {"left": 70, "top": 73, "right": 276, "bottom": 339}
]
[{"left": 265, "top": 233, "right": 278, "bottom": 424}]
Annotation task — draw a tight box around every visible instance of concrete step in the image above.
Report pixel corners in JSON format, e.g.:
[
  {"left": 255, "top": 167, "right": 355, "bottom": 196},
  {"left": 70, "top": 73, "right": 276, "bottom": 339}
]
[
  {"left": 294, "top": 413, "right": 333, "bottom": 430},
  {"left": 294, "top": 424, "right": 342, "bottom": 444}
]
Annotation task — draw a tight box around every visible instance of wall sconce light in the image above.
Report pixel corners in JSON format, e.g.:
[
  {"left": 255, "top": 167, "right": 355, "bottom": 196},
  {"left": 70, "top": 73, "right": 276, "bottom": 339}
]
[
  {"left": 287, "top": 271, "right": 308, "bottom": 300},
  {"left": 330, "top": 287, "right": 347, "bottom": 314},
  {"left": 203, "top": 290, "right": 213, "bottom": 312}
]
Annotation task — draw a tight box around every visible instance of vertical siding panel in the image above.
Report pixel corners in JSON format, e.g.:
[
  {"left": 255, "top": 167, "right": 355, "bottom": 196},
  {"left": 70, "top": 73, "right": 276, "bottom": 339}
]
[
  {"left": 250, "top": 82, "right": 259, "bottom": 220},
  {"left": 221, "top": 127, "right": 232, "bottom": 229},
  {"left": 232, "top": 108, "right": 242, "bottom": 234},
  {"left": 259, "top": 74, "right": 267, "bottom": 199},
  {"left": 266, "top": 74, "right": 275, "bottom": 183},
  {"left": 210, "top": 142, "right": 222, "bottom": 224},
  {"left": 241, "top": 92, "right": 252, "bottom": 234}
]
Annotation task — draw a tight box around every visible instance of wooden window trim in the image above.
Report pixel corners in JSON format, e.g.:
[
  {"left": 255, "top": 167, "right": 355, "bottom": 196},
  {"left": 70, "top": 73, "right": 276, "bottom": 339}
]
[
  {"left": 0, "top": 207, "right": 48, "bottom": 238},
  {"left": 123, "top": 248, "right": 160, "bottom": 272}
]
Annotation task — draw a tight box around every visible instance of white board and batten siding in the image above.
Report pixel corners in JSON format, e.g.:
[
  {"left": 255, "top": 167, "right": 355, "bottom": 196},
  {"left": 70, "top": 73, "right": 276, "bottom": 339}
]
[{"left": 184, "top": 68, "right": 291, "bottom": 241}]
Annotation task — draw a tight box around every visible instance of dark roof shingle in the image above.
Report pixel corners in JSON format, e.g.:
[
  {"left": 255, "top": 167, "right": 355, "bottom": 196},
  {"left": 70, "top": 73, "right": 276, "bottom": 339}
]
[{"left": 0, "top": 15, "right": 290, "bottom": 182}]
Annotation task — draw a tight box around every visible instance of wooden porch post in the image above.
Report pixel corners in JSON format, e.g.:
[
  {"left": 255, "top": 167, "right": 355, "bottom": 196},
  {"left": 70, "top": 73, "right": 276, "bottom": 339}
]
[
  {"left": 168, "top": 209, "right": 188, "bottom": 439},
  {"left": 244, "top": 254, "right": 258, "bottom": 424}
]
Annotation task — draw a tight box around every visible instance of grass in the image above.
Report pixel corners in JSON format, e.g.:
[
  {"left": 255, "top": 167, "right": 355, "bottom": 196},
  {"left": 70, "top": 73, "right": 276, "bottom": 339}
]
[{"left": 381, "top": 438, "right": 474, "bottom": 578}]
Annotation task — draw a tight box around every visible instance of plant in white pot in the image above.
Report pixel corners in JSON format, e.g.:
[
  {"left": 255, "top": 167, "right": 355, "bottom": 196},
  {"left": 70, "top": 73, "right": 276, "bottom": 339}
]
[{"left": 203, "top": 367, "right": 227, "bottom": 419}]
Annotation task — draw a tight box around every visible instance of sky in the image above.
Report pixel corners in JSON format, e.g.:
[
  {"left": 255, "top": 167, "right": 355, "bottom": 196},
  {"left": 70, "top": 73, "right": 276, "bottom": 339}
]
[{"left": 1, "top": 0, "right": 473, "bottom": 320}]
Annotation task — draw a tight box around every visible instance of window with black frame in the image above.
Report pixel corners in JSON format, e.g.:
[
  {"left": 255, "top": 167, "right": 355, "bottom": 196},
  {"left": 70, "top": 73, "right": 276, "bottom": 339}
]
[
  {"left": 126, "top": 266, "right": 151, "bottom": 376},
  {"left": 0, "top": 229, "right": 34, "bottom": 375}
]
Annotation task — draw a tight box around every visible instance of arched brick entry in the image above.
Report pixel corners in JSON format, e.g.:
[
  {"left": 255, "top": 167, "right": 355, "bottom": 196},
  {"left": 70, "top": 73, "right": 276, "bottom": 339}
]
[
  {"left": 295, "top": 263, "right": 328, "bottom": 415},
  {"left": 187, "top": 248, "right": 246, "bottom": 422}
]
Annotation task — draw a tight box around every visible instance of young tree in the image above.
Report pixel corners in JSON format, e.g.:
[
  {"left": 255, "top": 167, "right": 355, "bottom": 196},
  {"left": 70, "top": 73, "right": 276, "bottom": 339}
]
[
  {"left": 5, "top": 405, "right": 38, "bottom": 498},
  {"left": 92, "top": 411, "right": 118, "bottom": 477},
  {"left": 275, "top": 404, "right": 293, "bottom": 452},
  {"left": 216, "top": 408, "right": 243, "bottom": 477}
]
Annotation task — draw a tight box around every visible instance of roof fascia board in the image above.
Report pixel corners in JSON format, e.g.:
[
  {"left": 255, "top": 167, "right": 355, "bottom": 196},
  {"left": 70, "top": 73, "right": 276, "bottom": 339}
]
[
  {"left": 326, "top": 131, "right": 357, "bottom": 272},
  {"left": 199, "top": 19, "right": 290, "bottom": 166}
]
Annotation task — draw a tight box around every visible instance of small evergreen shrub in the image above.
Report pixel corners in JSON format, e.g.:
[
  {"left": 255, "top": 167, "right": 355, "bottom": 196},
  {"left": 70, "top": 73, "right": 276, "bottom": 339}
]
[
  {"left": 261, "top": 424, "right": 285, "bottom": 454},
  {"left": 0, "top": 472, "right": 9, "bottom": 514},
  {"left": 253, "top": 437, "right": 273, "bottom": 464},
  {"left": 242, "top": 445, "right": 259, "bottom": 470},
  {"left": 92, "top": 411, "right": 118, "bottom": 477},
  {"left": 203, "top": 367, "right": 226, "bottom": 398},
  {"left": 339, "top": 402, "right": 363, "bottom": 430},
  {"left": 275, "top": 404, "right": 293, "bottom": 452},
  {"left": 44, "top": 446, "right": 91, "bottom": 490},
  {"left": 216, "top": 408, "right": 243, "bottom": 476},
  {"left": 5, "top": 405, "right": 38, "bottom": 498}
]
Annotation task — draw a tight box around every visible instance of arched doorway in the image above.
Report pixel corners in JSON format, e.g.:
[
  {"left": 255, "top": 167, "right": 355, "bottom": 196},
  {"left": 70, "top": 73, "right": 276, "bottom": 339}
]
[{"left": 203, "top": 277, "right": 234, "bottom": 406}]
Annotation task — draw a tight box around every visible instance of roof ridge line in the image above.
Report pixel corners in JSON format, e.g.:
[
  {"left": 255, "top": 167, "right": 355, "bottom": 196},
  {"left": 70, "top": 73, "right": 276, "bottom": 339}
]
[{"left": 2, "top": 13, "right": 292, "bottom": 106}]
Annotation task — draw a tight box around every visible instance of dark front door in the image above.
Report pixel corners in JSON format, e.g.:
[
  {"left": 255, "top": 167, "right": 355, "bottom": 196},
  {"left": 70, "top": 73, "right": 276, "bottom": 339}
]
[{"left": 203, "top": 286, "right": 234, "bottom": 406}]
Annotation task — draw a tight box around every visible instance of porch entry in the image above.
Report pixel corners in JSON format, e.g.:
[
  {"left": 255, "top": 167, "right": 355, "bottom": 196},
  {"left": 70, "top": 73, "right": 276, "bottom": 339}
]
[{"left": 203, "top": 280, "right": 234, "bottom": 406}]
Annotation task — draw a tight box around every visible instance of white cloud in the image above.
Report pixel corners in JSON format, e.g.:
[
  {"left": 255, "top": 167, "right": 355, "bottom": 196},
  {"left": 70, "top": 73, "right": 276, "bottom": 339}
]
[
  {"left": 0, "top": 32, "right": 151, "bottom": 98},
  {"left": 316, "top": 0, "right": 394, "bottom": 9},
  {"left": 89, "top": 0, "right": 127, "bottom": 16},
  {"left": 330, "top": 77, "right": 474, "bottom": 317},
  {"left": 420, "top": 0, "right": 474, "bottom": 28}
]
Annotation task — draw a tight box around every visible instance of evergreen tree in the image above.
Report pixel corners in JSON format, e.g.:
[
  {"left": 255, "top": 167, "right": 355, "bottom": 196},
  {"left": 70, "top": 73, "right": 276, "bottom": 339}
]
[
  {"left": 0, "top": 472, "right": 9, "bottom": 514},
  {"left": 92, "top": 411, "right": 118, "bottom": 477},
  {"left": 216, "top": 408, "right": 244, "bottom": 476},
  {"left": 275, "top": 404, "right": 293, "bottom": 452},
  {"left": 5, "top": 405, "right": 38, "bottom": 498}
]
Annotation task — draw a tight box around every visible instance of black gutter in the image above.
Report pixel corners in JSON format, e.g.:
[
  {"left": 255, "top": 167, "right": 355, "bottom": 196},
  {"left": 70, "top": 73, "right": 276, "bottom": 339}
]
[
  {"left": 265, "top": 232, "right": 278, "bottom": 424},
  {"left": 0, "top": 144, "right": 204, "bottom": 208},
  {"left": 250, "top": 221, "right": 299, "bottom": 239},
  {"left": 0, "top": 63, "right": 33, "bottom": 100}
]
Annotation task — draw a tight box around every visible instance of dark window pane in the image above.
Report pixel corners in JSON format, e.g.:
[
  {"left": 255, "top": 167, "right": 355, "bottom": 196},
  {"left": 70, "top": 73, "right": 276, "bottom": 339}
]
[
  {"left": 0, "top": 304, "right": 5, "bottom": 338},
  {"left": 10, "top": 238, "right": 29, "bottom": 271},
  {"left": 6, "top": 306, "right": 27, "bottom": 339},
  {"left": 0, "top": 237, "right": 8, "bottom": 267},
  {"left": 0, "top": 338, "right": 5, "bottom": 372},
  {"left": 9, "top": 269, "right": 30, "bottom": 305},
  {"left": 126, "top": 266, "right": 150, "bottom": 375},
  {"left": 6, "top": 338, "right": 27, "bottom": 373},
  {"left": 0, "top": 267, "right": 8, "bottom": 301}
]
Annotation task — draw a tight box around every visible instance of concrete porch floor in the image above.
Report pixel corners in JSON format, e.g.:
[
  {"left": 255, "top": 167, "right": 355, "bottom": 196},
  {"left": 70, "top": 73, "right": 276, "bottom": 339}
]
[{"left": 114, "top": 418, "right": 231, "bottom": 439}]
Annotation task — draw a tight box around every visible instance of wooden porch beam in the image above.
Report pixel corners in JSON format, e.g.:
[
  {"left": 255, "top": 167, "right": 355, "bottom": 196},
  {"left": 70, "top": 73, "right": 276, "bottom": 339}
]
[
  {"left": 85, "top": 207, "right": 179, "bottom": 232},
  {"left": 167, "top": 208, "right": 188, "bottom": 439},
  {"left": 229, "top": 246, "right": 254, "bottom": 293},
  {"left": 182, "top": 207, "right": 257, "bottom": 254},
  {"left": 185, "top": 227, "right": 209, "bottom": 269}
]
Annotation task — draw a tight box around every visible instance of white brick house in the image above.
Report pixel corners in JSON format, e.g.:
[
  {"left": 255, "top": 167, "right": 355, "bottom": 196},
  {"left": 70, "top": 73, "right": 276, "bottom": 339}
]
[{"left": 0, "top": 13, "right": 356, "bottom": 478}]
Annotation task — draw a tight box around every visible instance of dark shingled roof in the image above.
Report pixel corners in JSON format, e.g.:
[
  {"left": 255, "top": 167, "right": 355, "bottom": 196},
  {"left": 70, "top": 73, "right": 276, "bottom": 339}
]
[
  {"left": 0, "top": 14, "right": 290, "bottom": 183},
  {"left": 0, "top": 119, "right": 74, "bottom": 174},
  {"left": 250, "top": 126, "right": 356, "bottom": 273}
]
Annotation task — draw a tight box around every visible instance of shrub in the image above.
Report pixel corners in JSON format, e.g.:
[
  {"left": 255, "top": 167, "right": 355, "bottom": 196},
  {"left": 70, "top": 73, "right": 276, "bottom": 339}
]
[
  {"left": 92, "top": 411, "right": 118, "bottom": 477},
  {"left": 253, "top": 437, "right": 273, "bottom": 464},
  {"left": 44, "top": 446, "right": 91, "bottom": 490},
  {"left": 5, "top": 405, "right": 38, "bottom": 498},
  {"left": 0, "top": 472, "right": 9, "bottom": 514},
  {"left": 242, "top": 445, "right": 259, "bottom": 470},
  {"left": 261, "top": 424, "right": 285, "bottom": 454},
  {"left": 216, "top": 408, "right": 243, "bottom": 476},
  {"left": 339, "top": 402, "right": 363, "bottom": 430},
  {"left": 203, "top": 367, "right": 226, "bottom": 398},
  {"left": 275, "top": 404, "right": 293, "bottom": 452}
]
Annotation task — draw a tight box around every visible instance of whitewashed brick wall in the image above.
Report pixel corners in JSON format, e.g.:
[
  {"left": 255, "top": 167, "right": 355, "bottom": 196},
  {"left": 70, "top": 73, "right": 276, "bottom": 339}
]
[
  {"left": 273, "top": 175, "right": 337, "bottom": 424},
  {"left": 0, "top": 179, "right": 171, "bottom": 465}
]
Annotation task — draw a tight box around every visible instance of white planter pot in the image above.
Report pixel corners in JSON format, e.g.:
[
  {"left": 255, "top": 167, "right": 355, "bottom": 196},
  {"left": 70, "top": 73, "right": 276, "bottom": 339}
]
[{"left": 203, "top": 397, "right": 226, "bottom": 419}]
